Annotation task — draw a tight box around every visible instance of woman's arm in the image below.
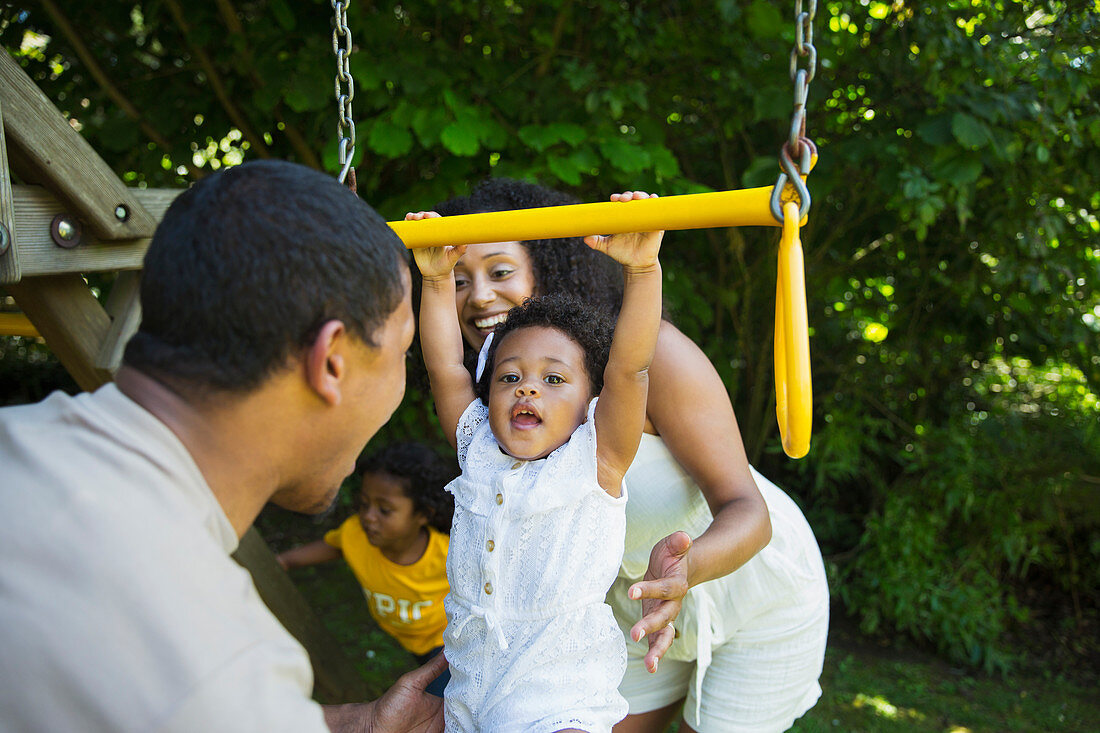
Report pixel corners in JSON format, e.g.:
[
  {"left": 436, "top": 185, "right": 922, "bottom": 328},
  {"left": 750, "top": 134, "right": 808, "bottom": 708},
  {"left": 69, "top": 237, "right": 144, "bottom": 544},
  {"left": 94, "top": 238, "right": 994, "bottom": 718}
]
[
  {"left": 275, "top": 539, "right": 341, "bottom": 571},
  {"left": 628, "top": 320, "right": 773, "bottom": 670}
]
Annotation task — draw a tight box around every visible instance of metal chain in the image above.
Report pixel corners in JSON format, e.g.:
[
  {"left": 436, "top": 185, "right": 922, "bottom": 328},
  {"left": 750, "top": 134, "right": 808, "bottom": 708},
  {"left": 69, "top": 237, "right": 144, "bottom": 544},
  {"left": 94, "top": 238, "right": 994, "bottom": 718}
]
[
  {"left": 332, "top": 0, "right": 356, "bottom": 190},
  {"left": 771, "top": 0, "right": 818, "bottom": 222}
]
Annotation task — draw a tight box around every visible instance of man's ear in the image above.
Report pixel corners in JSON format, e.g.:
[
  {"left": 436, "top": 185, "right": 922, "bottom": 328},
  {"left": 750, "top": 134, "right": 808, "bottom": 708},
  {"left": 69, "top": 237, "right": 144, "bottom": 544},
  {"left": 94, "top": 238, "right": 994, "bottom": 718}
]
[{"left": 305, "top": 320, "right": 347, "bottom": 406}]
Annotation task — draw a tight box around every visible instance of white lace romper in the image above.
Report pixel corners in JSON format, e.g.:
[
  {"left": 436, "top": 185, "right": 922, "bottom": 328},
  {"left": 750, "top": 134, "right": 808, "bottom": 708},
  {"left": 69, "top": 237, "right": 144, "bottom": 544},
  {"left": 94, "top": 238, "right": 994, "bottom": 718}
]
[{"left": 443, "top": 398, "right": 629, "bottom": 733}]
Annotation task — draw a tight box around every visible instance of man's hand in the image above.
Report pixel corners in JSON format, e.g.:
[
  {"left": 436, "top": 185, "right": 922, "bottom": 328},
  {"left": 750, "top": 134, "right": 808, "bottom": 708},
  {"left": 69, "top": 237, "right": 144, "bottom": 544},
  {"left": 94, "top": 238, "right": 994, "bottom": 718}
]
[{"left": 323, "top": 652, "right": 447, "bottom": 732}]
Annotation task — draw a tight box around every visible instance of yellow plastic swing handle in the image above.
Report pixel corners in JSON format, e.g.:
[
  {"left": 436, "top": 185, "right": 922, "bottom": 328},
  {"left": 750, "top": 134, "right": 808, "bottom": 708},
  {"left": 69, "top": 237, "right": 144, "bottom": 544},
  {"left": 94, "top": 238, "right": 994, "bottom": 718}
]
[
  {"left": 387, "top": 187, "right": 778, "bottom": 248},
  {"left": 774, "top": 200, "right": 812, "bottom": 458}
]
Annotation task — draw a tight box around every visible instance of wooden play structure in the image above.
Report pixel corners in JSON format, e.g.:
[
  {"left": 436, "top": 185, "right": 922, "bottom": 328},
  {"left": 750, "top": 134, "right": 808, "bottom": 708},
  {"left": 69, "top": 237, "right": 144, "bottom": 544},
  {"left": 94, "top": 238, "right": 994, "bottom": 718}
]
[{"left": 1, "top": 0, "right": 818, "bottom": 701}]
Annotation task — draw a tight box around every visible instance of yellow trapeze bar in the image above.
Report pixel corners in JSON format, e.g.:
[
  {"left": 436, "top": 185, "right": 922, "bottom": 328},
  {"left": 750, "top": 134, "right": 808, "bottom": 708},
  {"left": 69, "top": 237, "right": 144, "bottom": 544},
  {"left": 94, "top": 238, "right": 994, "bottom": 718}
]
[
  {"left": 0, "top": 313, "right": 40, "bottom": 338},
  {"left": 774, "top": 200, "right": 812, "bottom": 459},
  {"left": 387, "top": 186, "right": 779, "bottom": 249}
]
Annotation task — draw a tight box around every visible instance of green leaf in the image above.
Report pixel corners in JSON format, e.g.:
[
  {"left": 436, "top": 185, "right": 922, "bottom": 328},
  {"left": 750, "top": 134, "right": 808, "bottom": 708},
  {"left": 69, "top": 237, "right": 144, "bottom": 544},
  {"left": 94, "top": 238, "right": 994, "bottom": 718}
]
[
  {"left": 917, "top": 116, "right": 954, "bottom": 145},
  {"left": 518, "top": 125, "right": 557, "bottom": 152},
  {"left": 285, "top": 63, "right": 331, "bottom": 113},
  {"left": 411, "top": 107, "right": 450, "bottom": 147},
  {"left": 951, "top": 113, "right": 992, "bottom": 149},
  {"left": 717, "top": 0, "right": 742, "bottom": 24},
  {"left": 746, "top": 0, "right": 784, "bottom": 39},
  {"left": 931, "top": 152, "right": 983, "bottom": 186},
  {"left": 741, "top": 156, "right": 778, "bottom": 188},
  {"left": 547, "top": 153, "right": 583, "bottom": 186},
  {"left": 648, "top": 146, "right": 682, "bottom": 179},
  {"left": 477, "top": 118, "right": 509, "bottom": 148},
  {"left": 752, "top": 85, "right": 789, "bottom": 122},
  {"left": 547, "top": 122, "right": 587, "bottom": 147},
  {"left": 519, "top": 122, "right": 588, "bottom": 152},
  {"left": 270, "top": 0, "right": 296, "bottom": 31},
  {"left": 598, "top": 137, "right": 651, "bottom": 173},
  {"left": 441, "top": 118, "right": 481, "bottom": 156},
  {"left": 367, "top": 120, "right": 413, "bottom": 157}
]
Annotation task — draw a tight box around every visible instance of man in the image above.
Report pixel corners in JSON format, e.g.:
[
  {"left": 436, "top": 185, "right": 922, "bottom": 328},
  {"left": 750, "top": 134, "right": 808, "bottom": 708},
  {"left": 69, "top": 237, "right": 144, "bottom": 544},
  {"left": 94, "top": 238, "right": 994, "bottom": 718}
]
[{"left": 0, "top": 160, "right": 443, "bottom": 732}]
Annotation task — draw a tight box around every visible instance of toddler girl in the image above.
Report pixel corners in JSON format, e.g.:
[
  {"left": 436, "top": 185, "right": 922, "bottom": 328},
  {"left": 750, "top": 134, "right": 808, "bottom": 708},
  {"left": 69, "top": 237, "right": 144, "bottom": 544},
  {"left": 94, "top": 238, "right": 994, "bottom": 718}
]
[
  {"left": 276, "top": 441, "right": 457, "bottom": 696},
  {"left": 414, "top": 193, "right": 664, "bottom": 732}
]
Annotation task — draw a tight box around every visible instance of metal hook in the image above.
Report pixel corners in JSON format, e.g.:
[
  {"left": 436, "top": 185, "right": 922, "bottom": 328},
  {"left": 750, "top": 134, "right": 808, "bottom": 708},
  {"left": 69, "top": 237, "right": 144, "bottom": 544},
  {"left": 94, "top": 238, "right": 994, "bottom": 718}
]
[{"left": 337, "top": 138, "right": 355, "bottom": 185}]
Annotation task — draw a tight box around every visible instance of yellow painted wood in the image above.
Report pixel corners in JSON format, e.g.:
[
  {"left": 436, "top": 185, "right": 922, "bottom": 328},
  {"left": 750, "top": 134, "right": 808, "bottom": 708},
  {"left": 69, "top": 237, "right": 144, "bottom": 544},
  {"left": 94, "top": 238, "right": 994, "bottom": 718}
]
[
  {"left": 0, "top": 312, "right": 38, "bottom": 337},
  {"left": 0, "top": 50, "right": 157, "bottom": 240},
  {"left": 388, "top": 186, "right": 779, "bottom": 248}
]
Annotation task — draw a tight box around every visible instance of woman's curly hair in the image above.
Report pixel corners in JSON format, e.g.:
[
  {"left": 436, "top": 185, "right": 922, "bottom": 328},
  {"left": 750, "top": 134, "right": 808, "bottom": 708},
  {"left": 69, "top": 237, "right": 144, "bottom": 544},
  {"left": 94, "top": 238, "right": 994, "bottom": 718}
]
[
  {"left": 474, "top": 293, "right": 616, "bottom": 404},
  {"left": 434, "top": 177, "right": 624, "bottom": 316},
  {"left": 354, "top": 442, "right": 458, "bottom": 534}
]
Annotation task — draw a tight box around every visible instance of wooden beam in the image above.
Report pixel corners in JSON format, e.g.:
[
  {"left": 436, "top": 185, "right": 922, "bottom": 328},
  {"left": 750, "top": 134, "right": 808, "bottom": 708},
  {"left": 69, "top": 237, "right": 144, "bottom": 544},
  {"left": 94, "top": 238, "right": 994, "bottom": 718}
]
[
  {"left": 0, "top": 49, "right": 157, "bottom": 240},
  {"left": 5, "top": 273, "right": 113, "bottom": 391},
  {"left": 0, "top": 98, "right": 19, "bottom": 283},
  {"left": 233, "top": 528, "right": 374, "bottom": 704},
  {"left": 95, "top": 270, "right": 142, "bottom": 373},
  {"left": 1, "top": 186, "right": 180, "bottom": 284}
]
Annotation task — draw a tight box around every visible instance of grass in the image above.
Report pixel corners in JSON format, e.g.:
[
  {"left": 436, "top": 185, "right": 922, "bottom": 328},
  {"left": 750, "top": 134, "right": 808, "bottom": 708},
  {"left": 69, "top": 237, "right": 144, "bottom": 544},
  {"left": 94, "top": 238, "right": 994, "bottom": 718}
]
[
  {"left": 790, "top": 616, "right": 1096, "bottom": 733},
  {"left": 257, "top": 505, "right": 1098, "bottom": 732}
]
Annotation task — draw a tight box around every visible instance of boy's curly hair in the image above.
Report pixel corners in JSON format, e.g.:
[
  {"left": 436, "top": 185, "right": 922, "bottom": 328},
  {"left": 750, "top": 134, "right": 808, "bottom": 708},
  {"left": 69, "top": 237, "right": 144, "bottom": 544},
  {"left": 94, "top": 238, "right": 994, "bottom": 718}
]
[
  {"left": 355, "top": 442, "right": 458, "bottom": 534},
  {"left": 474, "top": 293, "right": 616, "bottom": 404}
]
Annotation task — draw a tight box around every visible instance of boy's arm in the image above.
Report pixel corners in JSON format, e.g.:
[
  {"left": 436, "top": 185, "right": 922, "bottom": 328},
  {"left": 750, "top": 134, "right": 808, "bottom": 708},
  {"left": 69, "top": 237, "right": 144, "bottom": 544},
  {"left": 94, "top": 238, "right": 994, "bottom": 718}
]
[
  {"left": 586, "top": 195, "right": 664, "bottom": 495},
  {"left": 415, "top": 246, "right": 477, "bottom": 450},
  {"left": 276, "top": 539, "right": 340, "bottom": 571}
]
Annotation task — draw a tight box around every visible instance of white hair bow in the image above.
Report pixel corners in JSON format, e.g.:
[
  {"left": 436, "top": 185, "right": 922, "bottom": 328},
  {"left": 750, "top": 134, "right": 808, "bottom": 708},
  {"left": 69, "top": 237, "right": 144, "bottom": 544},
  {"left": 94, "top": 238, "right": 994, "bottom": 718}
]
[{"left": 474, "top": 331, "right": 495, "bottom": 383}]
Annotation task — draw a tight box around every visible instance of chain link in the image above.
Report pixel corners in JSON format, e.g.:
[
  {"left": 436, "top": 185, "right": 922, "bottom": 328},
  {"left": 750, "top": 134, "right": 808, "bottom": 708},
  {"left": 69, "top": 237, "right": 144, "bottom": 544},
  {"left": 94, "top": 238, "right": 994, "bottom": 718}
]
[
  {"left": 332, "top": 0, "right": 356, "bottom": 188},
  {"left": 771, "top": 0, "right": 818, "bottom": 222}
]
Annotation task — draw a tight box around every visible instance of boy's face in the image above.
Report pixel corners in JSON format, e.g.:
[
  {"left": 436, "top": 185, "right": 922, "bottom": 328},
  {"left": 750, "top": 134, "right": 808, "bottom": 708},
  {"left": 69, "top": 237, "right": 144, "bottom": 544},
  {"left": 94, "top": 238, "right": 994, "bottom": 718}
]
[
  {"left": 357, "top": 471, "right": 427, "bottom": 557},
  {"left": 487, "top": 326, "right": 592, "bottom": 461}
]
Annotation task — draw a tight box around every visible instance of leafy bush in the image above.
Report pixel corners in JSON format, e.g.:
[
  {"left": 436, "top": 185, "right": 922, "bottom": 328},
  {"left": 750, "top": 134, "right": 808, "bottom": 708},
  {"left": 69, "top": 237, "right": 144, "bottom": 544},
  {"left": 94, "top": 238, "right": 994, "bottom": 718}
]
[{"left": 837, "top": 375, "right": 1099, "bottom": 672}]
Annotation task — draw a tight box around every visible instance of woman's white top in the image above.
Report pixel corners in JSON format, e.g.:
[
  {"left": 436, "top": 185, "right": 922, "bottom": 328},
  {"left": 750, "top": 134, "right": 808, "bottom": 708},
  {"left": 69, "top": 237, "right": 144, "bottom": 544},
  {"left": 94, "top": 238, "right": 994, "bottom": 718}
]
[
  {"left": 607, "top": 432, "right": 828, "bottom": 721},
  {"left": 443, "top": 398, "right": 629, "bottom": 732}
]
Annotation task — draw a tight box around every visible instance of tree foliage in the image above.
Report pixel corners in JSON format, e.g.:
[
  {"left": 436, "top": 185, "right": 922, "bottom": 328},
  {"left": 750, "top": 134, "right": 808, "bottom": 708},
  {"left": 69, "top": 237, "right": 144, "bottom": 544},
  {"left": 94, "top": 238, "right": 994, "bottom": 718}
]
[{"left": 2, "top": 0, "right": 1097, "bottom": 670}]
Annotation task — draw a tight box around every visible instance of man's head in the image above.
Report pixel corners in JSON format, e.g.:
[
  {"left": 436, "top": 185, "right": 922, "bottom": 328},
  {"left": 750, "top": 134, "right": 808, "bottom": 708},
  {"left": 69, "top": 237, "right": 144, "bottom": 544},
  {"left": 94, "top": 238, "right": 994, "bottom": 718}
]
[
  {"left": 125, "top": 159, "right": 408, "bottom": 394},
  {"left": 124, "top": 160, "right": 414, "bottom": 516}
]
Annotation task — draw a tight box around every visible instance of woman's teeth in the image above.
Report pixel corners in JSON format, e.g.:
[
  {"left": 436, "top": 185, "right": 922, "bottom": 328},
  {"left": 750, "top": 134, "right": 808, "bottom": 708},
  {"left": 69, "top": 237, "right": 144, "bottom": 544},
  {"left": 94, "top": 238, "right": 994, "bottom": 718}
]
[{"left": 475, "top": 313, "right": 508, "bottom": 330}]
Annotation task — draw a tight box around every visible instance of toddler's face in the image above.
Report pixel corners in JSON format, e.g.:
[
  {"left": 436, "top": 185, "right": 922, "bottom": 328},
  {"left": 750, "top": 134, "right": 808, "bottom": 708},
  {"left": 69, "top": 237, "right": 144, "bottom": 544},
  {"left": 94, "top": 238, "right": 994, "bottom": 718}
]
[
  {"left": 487, "top": 326, "right": 592, "bottom": 461},
  {"left": 357, "top": 471, "right": 426, "bottom": 555}
]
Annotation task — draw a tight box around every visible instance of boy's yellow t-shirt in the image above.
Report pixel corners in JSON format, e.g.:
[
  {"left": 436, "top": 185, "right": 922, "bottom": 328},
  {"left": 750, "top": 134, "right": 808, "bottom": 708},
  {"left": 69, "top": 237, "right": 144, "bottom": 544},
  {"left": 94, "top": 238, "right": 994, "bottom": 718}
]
[{"left": 324, "top": 516, "right": 450, "bottom": 656}]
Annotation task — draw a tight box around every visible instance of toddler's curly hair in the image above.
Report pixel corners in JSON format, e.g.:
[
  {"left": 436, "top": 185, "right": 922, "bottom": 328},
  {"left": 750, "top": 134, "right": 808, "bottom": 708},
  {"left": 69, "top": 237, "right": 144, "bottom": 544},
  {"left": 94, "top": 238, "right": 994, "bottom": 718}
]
[
  {"left": 474, "top": 293, "right": 616, "bottom": 404},
  {"left": 355, "top": 442, "right": 458, "bottom": 534}
]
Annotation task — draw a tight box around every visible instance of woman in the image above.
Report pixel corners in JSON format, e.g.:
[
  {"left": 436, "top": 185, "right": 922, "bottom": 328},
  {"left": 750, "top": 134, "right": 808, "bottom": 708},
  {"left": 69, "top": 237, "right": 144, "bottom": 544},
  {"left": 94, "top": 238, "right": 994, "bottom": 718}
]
[{"left": 408, "top": 178, "right": 829, "bottom": 733}]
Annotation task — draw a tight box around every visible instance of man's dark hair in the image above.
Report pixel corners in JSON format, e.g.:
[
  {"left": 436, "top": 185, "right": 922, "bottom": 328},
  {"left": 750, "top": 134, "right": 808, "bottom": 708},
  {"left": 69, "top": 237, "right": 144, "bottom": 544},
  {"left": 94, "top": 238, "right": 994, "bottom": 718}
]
[
  {"left": 355, "top": 441, "right": 458, "bottom": 534},
  {"left": 474, "top": 293, "right": 616, "bottom": 404},
  {"left": 124, "top": 160, "right": 407, "bottom": 393},
  {"left": 434, "top": 177, "right": 624, "bottom": 315}
]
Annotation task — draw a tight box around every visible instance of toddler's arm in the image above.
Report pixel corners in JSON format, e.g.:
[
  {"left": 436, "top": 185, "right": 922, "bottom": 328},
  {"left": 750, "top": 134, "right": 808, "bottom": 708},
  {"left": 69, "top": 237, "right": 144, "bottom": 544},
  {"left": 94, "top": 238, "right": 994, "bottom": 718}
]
[
  {"left": 584, "top": 192, "right": 664, "bottom": 496},
  {"left": 408, "top": 212, "right": 477, "bottom": 449},
  {"left": 276, "top": 539, "right": 341, "bottom": 571}
]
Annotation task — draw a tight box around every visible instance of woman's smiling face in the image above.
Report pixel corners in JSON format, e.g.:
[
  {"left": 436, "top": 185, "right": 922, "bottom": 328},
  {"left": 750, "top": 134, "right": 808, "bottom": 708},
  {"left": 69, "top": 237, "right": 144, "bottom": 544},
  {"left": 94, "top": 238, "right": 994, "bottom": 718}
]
[{"left": 452, "top": 241, "right": 537, "bottom": 348}]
